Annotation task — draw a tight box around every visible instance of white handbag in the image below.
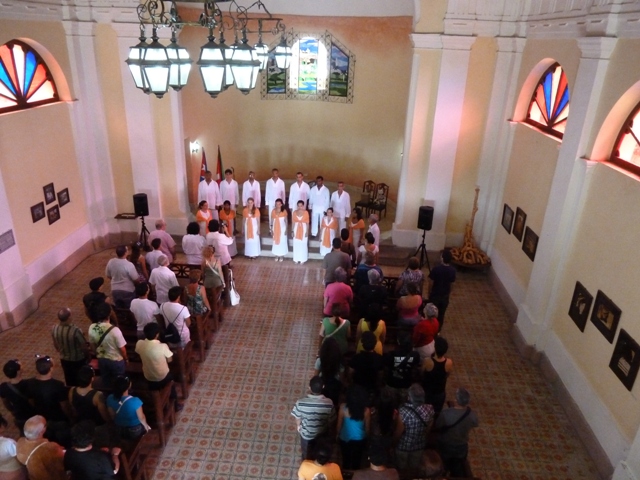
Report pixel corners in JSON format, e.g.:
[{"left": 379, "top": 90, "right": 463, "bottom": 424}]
[{"left": 228, "top": 269, "right": 240, "bottom": 306}]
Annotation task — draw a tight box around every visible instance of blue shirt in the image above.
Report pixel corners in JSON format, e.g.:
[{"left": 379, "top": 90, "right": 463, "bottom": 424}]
[{"left": 106, "top": 394, "right": 143, "bottom": 427}]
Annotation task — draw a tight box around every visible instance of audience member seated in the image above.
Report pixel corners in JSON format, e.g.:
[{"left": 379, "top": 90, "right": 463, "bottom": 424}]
[
  {"left": 51, "top": 307, "right": 89, "bottom": 387},
  {"left": 297, "top": 441, "right": 343, "bottom": 480},
  {"left": 16, "top": 415, "right": 66, "bottom": 480},
  {"left": 68, "top": 365, "right": 110, "bottom": 428},
  {"left": 348, "top": 332, "right": 384, "bottom": 395},
  {"left": 0, "top": 360, "right": 36, "bottom": 433},
  {"left": 412, "top": 303, "right": 439, "bottom": 361},
  {"left": 88, "top": 303, "right": 128, "bottom": 389},
  {"left": 353, "top": 252, "right": 383, "bottom": 294},
  {"left": 159, "top": 286, "right": 191, "bottom": 348},
  {"left": 148, "top": 255, "right": 179, "bottom": 305},
  {"left": 339, "top": 228, "right": 357, "bottom": 267},
  {"left": 396, "top": 284, "right": 423, "bottom": 328},
  {"left": 184, "top": 269, "right": 211, "bottom": 317},
  {"left": 357, "top": 232, "right": 379, "bottom": 265},
  {"left": 319, "top": 305, "right": 351, "bottom": 356},
  {"left": 129, "top": 282, "right": 160, "bottom": 339},
  {"left": 145, "top": 238, "right": 164, "bottom": 273},
  {"left": 356, "top": 270, "right": 387, "bottom": 313},
  {"left": 314, "top": 338, "right": 343, "bottom": 408},
  {"left": 0, "top": 413, "right": 27, "bottom": 480},
  {"left": 383, "top": 331, "right": 421, "bottom": 406},
  {"left": 356, "top": 305, "right": 386, "bottom": 355},
  {"left": 105, "top": 245, "right": 139, "bottom": 309},
  {"left": 323, "top": 238, "right": 352, "bottom": 286},
  {"left": 337, "top": 385, "right": 370, "bottom": 471},
  {"left": 64, "top": 421, "right": 120, "bottom": 480},
  {"left": 182, "top": 222, "right": 205, "bottom": 265},
  {"left": 352, "top": 442, "right": 399, "bottom": 480},
  {"left": 106, "top": 376, "right": 150, "bottom": 441},
  {"left": 435, "top": 387, "right": 478, "bottom": 478},
  {"left": 394, "top": 257, "right": 424, "bottom": 297},
  {"left": 24, "top": 356, "right": 70, "bottom": 446},
  {"left": 421, "top": 337, "right": 453, "bottom": 415},
  {"left": 127, "top": 242, "right": 148, "bottom": 282},
  {"left": 394, "top": 384, "right": 434, "bottom": 477},
  {"left": 323, "top": 268, "right": 353, "bottom": 318}
]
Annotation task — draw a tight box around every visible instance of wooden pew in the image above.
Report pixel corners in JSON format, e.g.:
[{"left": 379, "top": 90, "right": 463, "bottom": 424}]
[{"left": 118, "top": 434, "right": 149, "bottom": 480}]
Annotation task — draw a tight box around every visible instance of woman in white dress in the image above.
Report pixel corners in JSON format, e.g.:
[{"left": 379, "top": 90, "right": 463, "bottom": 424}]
[
  {"left": 292, "top": 200, "right": 309, "bottom": 264},
  {"left": 242, "top": 197, "right": 261, "bottom": 259},
  {"left": 319, "top": 207, "right": 338, "bottom": 257},
  {"left": 220, "top": 200, "right": 238, "bottom": 257},
  {"left": 270, "top": 198, "right": 288, "bottom": 261},
  {"left": 182, "top": 222, "right": 206, "bottom": 265},
  {"left": 195, "top": 200, "right": 212, "bottom": 235}
]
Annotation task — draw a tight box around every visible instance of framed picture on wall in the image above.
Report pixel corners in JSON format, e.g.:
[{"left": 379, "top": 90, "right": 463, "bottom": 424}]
[
  {"left": 57, "top": 188, "right": 70, "bottom": 207},
  {"left": 568, "top": 281, "right": 593, "bottom": 332},
  {"left": 522, "top": 227, "right": 539, "bottom": 261},
  {"left": 30, "top": 202, "right": 45, "bottom": 223},
  {"left": 590, "top": 290, "right": 622, "bottom": 343},
  {"left": 512, "top": 207, "right": 527, "bottom": 241},
  {"left": 501, "top": 204, "right": 514, "bottom": 233},
  {"left": 609, "top": 329, "right": 640, "bottom": 391},
  {"left": 43, "top": 183, "right": 55, "bottom": 205},
  {"left": 47, "top": 205, "right": 60, "bottom": 225}
]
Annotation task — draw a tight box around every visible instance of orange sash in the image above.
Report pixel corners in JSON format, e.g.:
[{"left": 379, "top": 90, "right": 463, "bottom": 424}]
[
  {"left": 243, "top": 207, "right": 256, "bottom": 239},
  {"left": 294, "top": 211, "right": 309, "bottom": 240},
  {"left": 196, "top": 209, "right": 211, "bottom": 233},
  {"left": 271, "top": 210, "right": 286, "bottom": 245},
  {"left": 321, "top": 217, "right": 337, "bottom": 248},
  {"left": 220, "top": 209, "right": 235, "bottom": 236}
]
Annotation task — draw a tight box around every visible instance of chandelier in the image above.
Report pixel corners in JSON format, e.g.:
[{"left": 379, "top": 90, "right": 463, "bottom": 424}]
[{"left": 125, "top": 0, "right": 293, "bottom": 99}]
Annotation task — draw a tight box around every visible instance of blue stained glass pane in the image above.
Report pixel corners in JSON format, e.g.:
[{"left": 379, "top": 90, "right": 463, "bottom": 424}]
[
  {"left": 555, "top": 87, "right": 569, "bottom": 117},
  {"left": 0, "top": 61, "right": 16, "bottom": 95},
  {"left": 23, "top": 50, "right": 37, "bottom": 94},
  {"left": 543, "top": 72, "right": 553, "bottom": 119}
]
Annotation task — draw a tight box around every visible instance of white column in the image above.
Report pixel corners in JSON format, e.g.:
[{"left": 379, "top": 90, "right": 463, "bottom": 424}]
[
  {"left": 169, "top": 88, "right": 190, "bottom": 220},
  {"left": 63, "top": 20, "right": 119, "bottom": 243},
  {"left": 422, "top": 35, "right": 475, "bottom": 250}
]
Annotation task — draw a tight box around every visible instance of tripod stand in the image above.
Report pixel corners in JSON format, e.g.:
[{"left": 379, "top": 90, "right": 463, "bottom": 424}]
[
  {"left": 138, "top": 216, "right": 150, "bottom": 248},
  {"left": 414, "top": 229, "right": 431, "bottom": 271}
]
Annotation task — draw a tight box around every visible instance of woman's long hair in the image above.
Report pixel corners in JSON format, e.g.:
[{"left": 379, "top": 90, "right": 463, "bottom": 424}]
[
  {"left": 365, "top": 304, "right": 381, "bottom": 333},
  {"left": 345, "top": 385, "right": 368, "bottom": 421},
  {"left": 319, "top": 337, "right": 342, "bottom": 380}
]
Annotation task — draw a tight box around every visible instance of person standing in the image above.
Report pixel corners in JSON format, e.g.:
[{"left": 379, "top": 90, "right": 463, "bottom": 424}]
[
  {"left": 0, "top": 361, "right": 36, "bottom": 434},
  {"left": 51, "top": 308, "right": 88, "bottom": 387},
  {"left": 319, "top": 208, "right": 338, "bottom": 258},
  {"left": 242, "top": 171, "right": 261, "bottom": 209},
  {"left": 147, "top": 219, "right": 176, "bottom": 264},
  {"left": 104, "top": 245, "right": 139, "bottom": 309},
  {"left": 336, "top": 385, "right": 370, "bottom": 471},
  {"left": 182, "top": 222, "right": 206, "bottom": 265},
  {"left": 349, "top": 208, "right": 365, "bottom": 247},
  {"left": 367, "top": 214, "right": 381, "bottom": 247},
  {"left": 421, "top": 336, "right": 453, "bottom": 415},
  {"left": 159, "top": 287, "right": 191, "bottom": 348},
  {"left": 323, "top": 238, "right": 351, "bottom": 285},
  {"left": 197, "top": 171, "right": 222, "bottom": 220},
  {"left": 292, "top": 200, "right": 309, "bottom": 264},
  {"left": 394, "top": 384, "right": 434, "bottom": 475},
  {"left": 88, "top": 303, "right": 128, "bottom": 388},
  {"left": 427, "top": 249, "right": 456, "bottom": 331},
  {"left": 309, "top": 176, "right": 330, "bottom": 237},
  {"left": 16, "top": 416, "right": 66, "bottom": 480},
  {"left": 270, "top": 199, "right": 288, "bottom": 262},
  {"left": 145, "top": 238, "right": 164, "bottom": 273},
  {"left": 242, "top": 198, "right": 261, "bottom": 259},
  {"left": 265, "top": 168, "right": 286, "bottom": 214},
  {"left": 0, "top": 413, "right": 27, "bottom": 480},
  {"left": 129, "top": 282, "right": 160, "bottom": 338},
  {"left": 195, "top": 201, "right": 212, "bottom": 235},
  {"left": 288, "top": 172, "right": 310, "bottom": 211},
  {"left": 148, "top": 255, "right": 179, "bottom": 305},
  {"left": 330, "top": 181, "right": 351, "bottom": 232},
  {"left": 219, "top": 168, "right": 239, "bottom": 211},
  {"left": 206, "top": 219, "right": 233, "bottom": 305},
  {"left": 219, "top": 201, "right": 238, "bottom": 257}
]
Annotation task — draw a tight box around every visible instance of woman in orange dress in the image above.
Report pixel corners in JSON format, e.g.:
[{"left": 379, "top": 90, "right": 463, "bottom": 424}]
[
  {"left": 349, "top": 207, "right": 365, "bottom": 246},
  {"left": 242, "top": 198, "right": 260, "bottom": 259},
  {"left": 270, "top": 198, "right": 288, "bottom": 261},
  {"left": 319, "top": 208, "right": 338, "bottom": 257},
  {"left": 219, "top": 200, "right": 238, "bottom": 257},
  {"left": 195, "top": 200, "right": 212, "bottom": 235},
  {"left": 292, "top": 200, "right": 309, "bottom": 264}
]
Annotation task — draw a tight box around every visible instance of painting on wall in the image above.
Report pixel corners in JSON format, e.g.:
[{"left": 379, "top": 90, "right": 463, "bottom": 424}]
[
  {"left": 512, "top": 207, "right": 526, "bottom": 241},
  {"left": 501, "top": 204, "right": 514, "bottom": 233},
  {"left": 568, "top": 281, "right": 593, "bottom": 332},
  {"left": 47, "top": 205, "right": 60, "bottom": 225},
  {"left": 522, "top": 227, "right": 539, "bottom": 261},
  {"left": 31, "top": 202, "right": 45, "bottom": 223},
  {"left": 43, "top": 183, "right": 55, "bottom": 204},
  {"left": 57, "top": 188, "right": 70, "bottom": 207},
  {"left": 609, "top": 329, "right": 640, "bottom": 391},
  {"left": 590, "top": 290, "right": 622, "bottom": 343}
]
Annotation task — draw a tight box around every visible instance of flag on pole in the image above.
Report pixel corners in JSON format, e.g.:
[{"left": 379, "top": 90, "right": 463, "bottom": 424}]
[
  {"left": 200, "top": 149, "right": 208, "bottom": 182},
  {"left": 216, "top": 145, "right": 223, "bottom": 185}
]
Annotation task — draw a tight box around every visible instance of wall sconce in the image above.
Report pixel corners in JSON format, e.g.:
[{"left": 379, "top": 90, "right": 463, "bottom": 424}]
[{"left": 190, "top": 141, "right": 200, "bottom": 153}]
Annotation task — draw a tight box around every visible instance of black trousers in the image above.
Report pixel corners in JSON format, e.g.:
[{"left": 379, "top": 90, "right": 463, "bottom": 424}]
[{"left": 61, "top": 358, "right": 87, "bottom": 386}]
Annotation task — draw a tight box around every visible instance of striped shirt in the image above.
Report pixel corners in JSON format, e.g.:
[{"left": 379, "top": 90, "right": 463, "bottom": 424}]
[
  {"left": 52, "top": 323, "right": 87, "bottom": 362},
  {"left": 291, "top": 394, "right": 335, "bottom": 440}
]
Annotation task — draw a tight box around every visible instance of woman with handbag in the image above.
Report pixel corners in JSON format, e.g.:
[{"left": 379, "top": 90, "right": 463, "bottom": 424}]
[
  {"left": 201, "top": 246, "right": 224, "bottom": 328},
  {"left": 106, "top": 376, "right": 150, "bottom": 440},
  {"left": 319, "top": 304, "right": 351, "bottom": 355}
]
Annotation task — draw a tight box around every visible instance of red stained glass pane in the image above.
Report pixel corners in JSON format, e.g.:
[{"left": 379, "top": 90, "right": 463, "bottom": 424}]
[
  {"left": 526, "top": 63, "right": 570, "bottom": 139},
  {"left": 26, "top": 64, "right": 47, "bottom": 98}
]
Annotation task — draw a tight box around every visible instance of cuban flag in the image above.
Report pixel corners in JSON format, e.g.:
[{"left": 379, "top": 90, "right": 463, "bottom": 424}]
[{"left": 200, "top": 149, "right": 208, "bottom": 182}]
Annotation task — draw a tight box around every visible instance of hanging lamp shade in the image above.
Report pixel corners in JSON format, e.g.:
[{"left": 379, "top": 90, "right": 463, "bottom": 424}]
[
  {"left": 126, "top": 33, "right": 150, "bottom": 93},
  {"left": 274, "top": 35, "right": 291, "bottom": 70},
  {"left": 140, "top": 30, "right": 171, "bottom": 98},
  {"left": 219, "top": 34, "right": 235, "bottom": 90},
  {"left": 230, "top": 35, "right": 261, "bottom": 94},
  {"left": 254, "top": 38, "right": 269, "bottom": 71},
  {"left": 166, "top": 32, "right": 192, "bottom": 91},
  {"left": 197, "top": 33, "right": 227, "bottom": 98}
]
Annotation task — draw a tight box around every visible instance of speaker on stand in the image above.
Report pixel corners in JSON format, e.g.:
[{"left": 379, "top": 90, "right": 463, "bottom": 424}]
[
  {"left": 133, "top": 193, "right": 150, "bottom": 247},
  {"left": 414, "top": 206, "right": 433, "bottom": 271}
]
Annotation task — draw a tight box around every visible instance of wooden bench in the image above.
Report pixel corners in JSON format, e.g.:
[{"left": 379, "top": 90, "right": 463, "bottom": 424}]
[{"left": 118, "top": 434, "right": 149, "bottom": 480}]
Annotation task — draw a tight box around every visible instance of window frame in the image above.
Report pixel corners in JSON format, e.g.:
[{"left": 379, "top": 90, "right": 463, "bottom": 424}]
[
  {"left": 524, "top": 63, "right": 569, "bottom": 140},
  {"left": 610, "top": 103, "right": 640, "bottom": 178}
]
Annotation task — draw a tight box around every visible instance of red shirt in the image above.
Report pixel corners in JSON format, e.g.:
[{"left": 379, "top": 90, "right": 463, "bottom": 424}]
[{"left": 412, "top": 317, "right": 439, "bottom": 347}]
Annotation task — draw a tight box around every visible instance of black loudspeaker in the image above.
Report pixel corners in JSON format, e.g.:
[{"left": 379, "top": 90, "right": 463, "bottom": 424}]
[
  {"left": 417, "top": 206, "right": 434, "bottom": 231},
  {"left": 133, "top": 193, "right": 149, "bottom": 217}
]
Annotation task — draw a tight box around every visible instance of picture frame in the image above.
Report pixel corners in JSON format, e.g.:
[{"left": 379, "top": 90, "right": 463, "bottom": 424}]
[
  {"left": 43, "top": 183, "right": 55, "bottom": 205},
  {"left": 31, "top": 202, "right": 45, "bottom": 223},
  {"left": 512, "top": 207, "right": 527, "bottom": 241},
  {"left": 590, "top": 290, "right": 622, "bottom": 343},
  {"left": 57, "top": 188, "right": 70, "bottom": 207},
  {"left": 522, "top": 226, "right": 539, "bottom": 261},
  {"left": 568, "top": 281, "right": 593, "bottom": 332},
  {"left": 609, "top": 329, "right": 640, "bottom": 391},
  {"left": 47, "top": 205, "right": 60, "bottom": 225},
  {"left": 501, "top": 204, "right": 514, "bottom": 233}
]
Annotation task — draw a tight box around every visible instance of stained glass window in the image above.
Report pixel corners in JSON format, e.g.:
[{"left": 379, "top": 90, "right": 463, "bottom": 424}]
[
  {"left": 526, "top": 64, "right": 570, "bottom": 139},
  {"left": 0, "top": 40, "right": 59, "bottom": 114},
  {"left": 611, "top": 105, "right": 640, "bottom": 177}
]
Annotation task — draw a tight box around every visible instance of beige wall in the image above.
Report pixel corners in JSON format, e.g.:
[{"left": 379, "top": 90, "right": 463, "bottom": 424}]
[
  {"left": 179, "top": 15, "right": 413, "bottom": 202},
  {"left": 414, "top": 0, "right": 447, "bottom": 33}
]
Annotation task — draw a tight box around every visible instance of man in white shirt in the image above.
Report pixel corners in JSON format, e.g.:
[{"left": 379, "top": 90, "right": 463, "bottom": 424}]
[
  {"left": 159, "top": 286, "right": 191, "bottom": 347},
  {"left": 242, "top": 171, "right": 261, "bottom": 208},
  {"left": 105, "top": 245, "right": 139, "bottom": 308},
  {"left": 198, "top": 170, "right": 222, "bottom": 220},
  {"left": 145, "top": 238, "right": 164, "bottom": 273},
  {"left": 265, "top": 168, "right": 286, "bottom": 212},
  {"left": 205, "top": 219, "right": 234, "bottom": 306},
  {"left": 368, "top": 214, "right": 381, "bottom": 247},
  {"left": 148, "top": 255, "right": 179, "bottom": 304},
  {"left": 330, "top": 181, "right": 351, "bottom": 232},
  {"left": 288, "top": 171, "right": 310, "bottom": 211},
  {"left": 219, "top": 169, "right": 239, "bottom": 210},
  {"left": 129, "top": 282, "right": 160, "bottom": 338},
  {"left": 308, "top": 176, "right": 330, "bottom": 237},
  {"left": 147, "top": 219, "right": 176, "bottom": 264}
]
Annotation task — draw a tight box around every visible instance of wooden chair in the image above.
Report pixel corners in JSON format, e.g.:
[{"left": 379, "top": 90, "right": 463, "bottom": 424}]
[
  {"left": 368, "top": 182, "right": 389, "bottom": 219},
  {"left": 354, "top": 180, "right": 376, "bottom": 216},
  {"left": 170, "top": 341, "right": 194, "bottom": 399},
  {"left": 118, "top": 435, "right": 149, "bottom": 480}
]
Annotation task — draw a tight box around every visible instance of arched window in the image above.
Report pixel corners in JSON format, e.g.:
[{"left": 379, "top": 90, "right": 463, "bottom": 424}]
[
  {"left": 525, "top": 63, "right": 570, "bottom": 139},
  {"left": 611, "top": 104, "right": 640, "bottom": 177},
  {"left": 0, "top": 40, "right": 59, "bottom": 114}
]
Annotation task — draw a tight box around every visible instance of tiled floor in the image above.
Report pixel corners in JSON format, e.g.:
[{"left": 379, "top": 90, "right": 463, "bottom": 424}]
[{"left": 0, "top": 248, "right": 601, "bottom": 480}]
